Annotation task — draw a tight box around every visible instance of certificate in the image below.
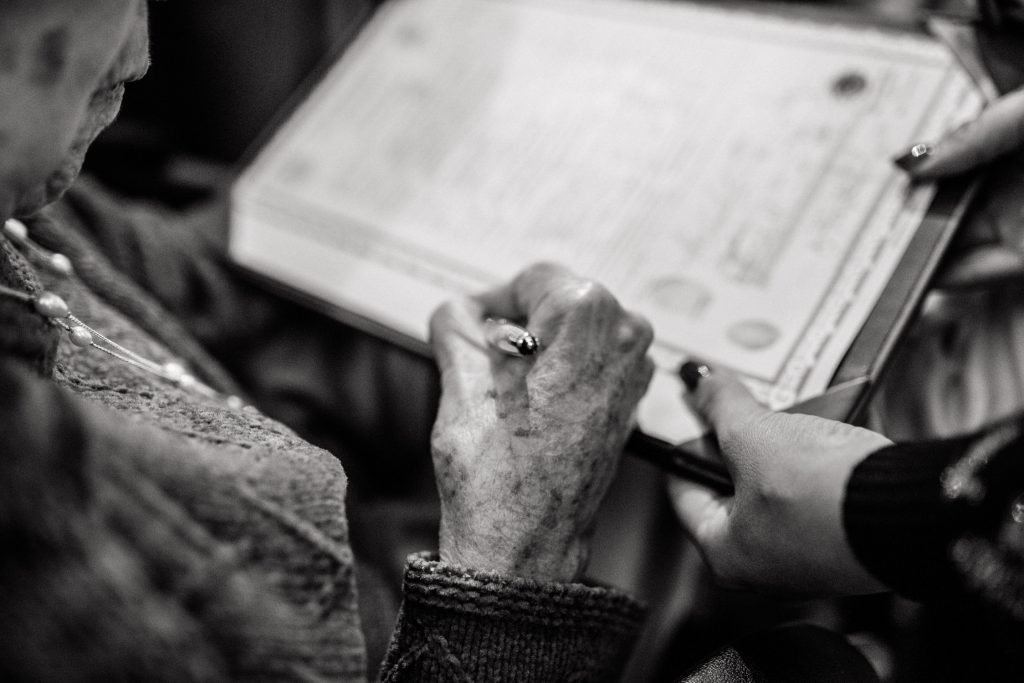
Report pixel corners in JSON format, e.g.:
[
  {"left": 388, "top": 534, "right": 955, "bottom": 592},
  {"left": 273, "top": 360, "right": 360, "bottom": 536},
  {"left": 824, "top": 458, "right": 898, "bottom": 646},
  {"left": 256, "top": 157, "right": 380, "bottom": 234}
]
[{"left": 230, "top": 0, "right": 983, "bottom": 444}]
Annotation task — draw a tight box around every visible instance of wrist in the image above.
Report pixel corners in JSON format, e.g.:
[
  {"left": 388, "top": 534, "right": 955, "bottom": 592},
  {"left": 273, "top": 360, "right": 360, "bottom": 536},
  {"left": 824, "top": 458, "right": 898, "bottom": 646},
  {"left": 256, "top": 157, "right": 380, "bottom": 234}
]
[{"left": 439, "top": 529, "right": 589, "bottom": 583}]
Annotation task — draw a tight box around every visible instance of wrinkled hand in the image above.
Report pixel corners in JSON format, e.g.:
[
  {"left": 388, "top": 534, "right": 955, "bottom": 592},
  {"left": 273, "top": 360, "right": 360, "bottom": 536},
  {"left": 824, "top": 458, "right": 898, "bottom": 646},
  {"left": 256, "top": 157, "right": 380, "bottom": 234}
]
[
  {"left": 669, "top": 366, "right": 891, "bottom": 596},
  {"left": 430, "top": 263, "right": 654, "bottom": 582},
  {"left": 898, "top": 86, "right": 1024, "bottom": 289}
]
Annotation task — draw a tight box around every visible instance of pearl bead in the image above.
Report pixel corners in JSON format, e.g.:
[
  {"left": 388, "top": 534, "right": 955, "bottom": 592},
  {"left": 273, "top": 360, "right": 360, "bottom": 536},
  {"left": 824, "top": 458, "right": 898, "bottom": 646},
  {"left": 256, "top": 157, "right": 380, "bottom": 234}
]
[
  {"left": 3, "top": 218, "right": 28, "bottom": 241},
  {"left": 47, "top": 253, "right": 74, "bottom": 277},
  {"left": 226, "top": 395, "right": 244, "bottom": 410},
  {"left": 34, "top": 292, "right": 70, "bottom": 318},
  {"left": 68, "top": 326, "right": 93, "bottom": 347},
  {"left": 162, "top": 362, "right": 186, "bottom": 381},
  {"left": 178, "top": 374, "right": 196, "bottom": 389}
]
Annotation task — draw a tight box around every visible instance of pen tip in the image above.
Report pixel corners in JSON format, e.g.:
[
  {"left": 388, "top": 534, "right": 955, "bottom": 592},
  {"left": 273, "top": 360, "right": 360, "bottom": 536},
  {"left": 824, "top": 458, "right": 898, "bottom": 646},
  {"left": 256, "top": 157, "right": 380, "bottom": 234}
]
[{"left": 514, "top": 335, "right": 539, "bottom": 356}]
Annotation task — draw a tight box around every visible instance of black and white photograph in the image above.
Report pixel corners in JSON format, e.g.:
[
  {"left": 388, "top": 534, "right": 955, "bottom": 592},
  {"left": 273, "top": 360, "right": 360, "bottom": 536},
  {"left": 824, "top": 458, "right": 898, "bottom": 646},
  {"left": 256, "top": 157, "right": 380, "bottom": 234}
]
[{"left": 0, "top": 0, "right": 1022, "bottom": 680}]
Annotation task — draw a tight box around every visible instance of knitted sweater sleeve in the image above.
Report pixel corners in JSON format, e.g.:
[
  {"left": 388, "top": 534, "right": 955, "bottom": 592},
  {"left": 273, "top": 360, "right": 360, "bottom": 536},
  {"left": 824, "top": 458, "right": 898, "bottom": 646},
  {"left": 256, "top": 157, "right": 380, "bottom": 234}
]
[
  {"left": 56, "top": 177, "right": 440, "bottom": 481},
  {"left": 842, "top": 417, "right": 1024, "bottom": 614},
  {"left": 380, "top": 554, "right": 645, "bottom": 682}
]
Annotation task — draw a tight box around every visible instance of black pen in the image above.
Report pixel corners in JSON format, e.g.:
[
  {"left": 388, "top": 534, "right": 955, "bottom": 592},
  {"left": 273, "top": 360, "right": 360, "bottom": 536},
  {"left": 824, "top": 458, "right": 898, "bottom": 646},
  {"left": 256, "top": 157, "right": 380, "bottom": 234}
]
[
  {"left": 482, "top": 316, "right": 733, "bottom": 493},
  {"left": 484, "top": 318, "right": 540, "bottom": 357},
  {"left": 627, "top": 431, "right": 734, "bottom": 495}
]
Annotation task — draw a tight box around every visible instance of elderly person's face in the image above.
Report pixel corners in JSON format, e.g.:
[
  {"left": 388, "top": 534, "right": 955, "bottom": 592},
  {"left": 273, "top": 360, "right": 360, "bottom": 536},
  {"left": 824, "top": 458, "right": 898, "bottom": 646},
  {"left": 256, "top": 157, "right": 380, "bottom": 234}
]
[{"left": 0, "top": 0, "right": 149, "bottom": 219}]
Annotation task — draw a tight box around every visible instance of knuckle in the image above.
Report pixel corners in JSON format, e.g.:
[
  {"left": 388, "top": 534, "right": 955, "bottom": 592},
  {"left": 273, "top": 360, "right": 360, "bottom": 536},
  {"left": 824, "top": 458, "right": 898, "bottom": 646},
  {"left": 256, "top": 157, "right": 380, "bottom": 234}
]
[
  {"left": 543, "top": 279, "right": 616, "bottom": 318},
  {"left": 522, "top": 260, "right": 567, "bottom": 282},
  {"left": 573, "top": 280, "right": 618, "bottom": 310},
  {"left": 429, "top": 298, "right": 460, "bottom": 325},
  {"left": 430, "top": 424, "right": 455, "bottom": 456},
  {"left": 617, "top": 313, "right": 654, "bottom": 351},
  {"left": 428, "top": 301, "right": 457, "bottom": 342}
]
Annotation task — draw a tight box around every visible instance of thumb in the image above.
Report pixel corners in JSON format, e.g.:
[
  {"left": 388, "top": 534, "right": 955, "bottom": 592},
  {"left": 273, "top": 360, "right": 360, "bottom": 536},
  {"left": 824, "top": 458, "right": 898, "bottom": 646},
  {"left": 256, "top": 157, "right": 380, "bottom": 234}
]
[
  {"left": 667, "top": 475, "right": 731, "bottom": 551},
  {"left": 896, "top": 86, "right": 1024, "bottom": 179}
]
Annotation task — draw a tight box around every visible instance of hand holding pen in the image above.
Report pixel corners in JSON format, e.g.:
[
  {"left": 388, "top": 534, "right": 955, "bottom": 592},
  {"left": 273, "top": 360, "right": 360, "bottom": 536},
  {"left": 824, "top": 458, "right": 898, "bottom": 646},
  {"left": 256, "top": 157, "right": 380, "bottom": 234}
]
[
  {"left": 482, "top": 290, "right": 735, "bottom": 493},
  {"left": 668, "top": 360, "right": 892, "bottom": 595},
  {"left": 428, "top": 263, "right": 654, "bottom": 582},
  {"left": 483, "top": 318, "right": 540, "bottom": 357},
  {"left": 894, "top": 55, "right": 1024, "bottom": 290}
]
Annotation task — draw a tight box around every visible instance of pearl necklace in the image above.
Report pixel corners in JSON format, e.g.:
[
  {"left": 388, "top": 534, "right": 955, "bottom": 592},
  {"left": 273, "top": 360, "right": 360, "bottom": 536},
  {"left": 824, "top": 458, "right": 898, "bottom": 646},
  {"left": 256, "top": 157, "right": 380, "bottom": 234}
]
[{"left": 2, "top": 217, "right": 245, "bottom": 409}]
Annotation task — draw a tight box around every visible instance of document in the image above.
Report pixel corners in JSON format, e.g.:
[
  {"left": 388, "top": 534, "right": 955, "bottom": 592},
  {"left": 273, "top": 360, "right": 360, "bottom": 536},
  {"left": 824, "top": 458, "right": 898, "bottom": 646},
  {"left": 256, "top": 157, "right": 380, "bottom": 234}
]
[{"left": 230, "top": 0, "right": 983, "bottom": 444}]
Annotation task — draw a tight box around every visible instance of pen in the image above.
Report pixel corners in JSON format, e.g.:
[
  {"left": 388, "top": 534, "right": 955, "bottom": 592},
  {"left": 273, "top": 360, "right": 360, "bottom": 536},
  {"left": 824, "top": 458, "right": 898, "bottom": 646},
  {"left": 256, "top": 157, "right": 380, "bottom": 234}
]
[
  {"left": 484, "top": 317, "right": 540, "bottom": 357},
  {"left": 482, "top": 316, "right": 732, "bottom": 492},
  {"left": 627, "top": 432, "right": 734, "bottom": 495}
]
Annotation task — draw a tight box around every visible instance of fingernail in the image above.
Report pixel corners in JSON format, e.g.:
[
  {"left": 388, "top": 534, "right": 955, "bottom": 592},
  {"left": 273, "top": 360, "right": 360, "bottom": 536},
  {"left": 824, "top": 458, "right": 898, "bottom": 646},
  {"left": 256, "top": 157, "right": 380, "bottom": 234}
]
[
  {"left": 679, "top": 361, "right": 712, "bottom": 391},
  {"left": 893, "top": 142, "right": 933, "bottom": 172}
]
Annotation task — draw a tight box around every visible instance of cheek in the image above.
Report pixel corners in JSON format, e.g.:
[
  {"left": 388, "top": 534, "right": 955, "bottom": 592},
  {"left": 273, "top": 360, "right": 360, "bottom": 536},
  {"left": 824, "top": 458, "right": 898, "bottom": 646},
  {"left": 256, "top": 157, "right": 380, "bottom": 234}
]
[
  {"left": 0, "top": 102, "right": 80, "bottom": 196},
  {"left": 0, "top": 2, "right": 142, "bottom": 212},
  {"left": 30, "top": 26, "right": 71, "bottom": 88},
  {"left": 0, "top": 19, "right": 130, "bottom": 198}
]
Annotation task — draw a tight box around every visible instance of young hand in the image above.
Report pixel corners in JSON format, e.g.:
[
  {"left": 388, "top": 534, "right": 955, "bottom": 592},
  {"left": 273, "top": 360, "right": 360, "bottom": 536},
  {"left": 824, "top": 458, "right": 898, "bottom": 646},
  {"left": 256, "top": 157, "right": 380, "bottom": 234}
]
[
  {"left": 669, "top": 364, "right": 891, "bottom": 596},
  {"left": 896, "top": 86, "right": 1024, "bottom": 289}
]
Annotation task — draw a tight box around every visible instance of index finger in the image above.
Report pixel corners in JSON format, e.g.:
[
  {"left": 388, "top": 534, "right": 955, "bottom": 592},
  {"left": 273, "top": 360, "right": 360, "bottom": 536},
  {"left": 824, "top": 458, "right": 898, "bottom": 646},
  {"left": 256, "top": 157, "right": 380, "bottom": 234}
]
[
  {"left": 429, "top": 297, "right": 492, "bottom": 399},
  {"left": 683, "top": 363, "right": 771, "bottom": 478},
  {"left": 900, "top": 86, "right": 1024, "bottom": 179}
]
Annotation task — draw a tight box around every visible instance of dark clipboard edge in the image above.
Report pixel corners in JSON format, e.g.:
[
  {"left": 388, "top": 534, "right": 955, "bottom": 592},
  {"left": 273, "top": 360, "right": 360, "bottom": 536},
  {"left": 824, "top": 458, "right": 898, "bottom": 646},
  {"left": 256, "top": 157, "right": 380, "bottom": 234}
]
[{"left": 224, "top": 0, "right": 984, "bottom": 494}]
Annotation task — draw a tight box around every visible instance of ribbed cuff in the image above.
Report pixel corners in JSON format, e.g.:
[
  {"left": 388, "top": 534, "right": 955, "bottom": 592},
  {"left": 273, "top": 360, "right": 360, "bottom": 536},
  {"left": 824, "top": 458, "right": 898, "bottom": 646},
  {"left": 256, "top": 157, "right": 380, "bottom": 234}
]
[
  {"left": 842, "top": 437, "right": 972, "bottom": 601},
  {"left": 381, "top": 552, "right": 645, "bottom": 682}
]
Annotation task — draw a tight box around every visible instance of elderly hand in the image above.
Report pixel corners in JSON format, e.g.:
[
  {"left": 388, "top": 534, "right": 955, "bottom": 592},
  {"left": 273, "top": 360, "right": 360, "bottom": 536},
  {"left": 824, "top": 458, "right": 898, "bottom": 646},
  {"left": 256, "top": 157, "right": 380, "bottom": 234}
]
[
  {"left": 429, "top": 263, "right": 654, "bottom": 582},
  {"left": 669, "top": 364, "right": 891, "bottom": 596},
  {"left": 896, "top": 86, "right": 1024, "bottom": 289}
]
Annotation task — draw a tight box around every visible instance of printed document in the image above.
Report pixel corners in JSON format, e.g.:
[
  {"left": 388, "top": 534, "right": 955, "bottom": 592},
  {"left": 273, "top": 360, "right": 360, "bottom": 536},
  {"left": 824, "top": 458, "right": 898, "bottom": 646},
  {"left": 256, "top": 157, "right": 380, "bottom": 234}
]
[{"left": 231, "top": 0, "right": 983, "bottom": 444}]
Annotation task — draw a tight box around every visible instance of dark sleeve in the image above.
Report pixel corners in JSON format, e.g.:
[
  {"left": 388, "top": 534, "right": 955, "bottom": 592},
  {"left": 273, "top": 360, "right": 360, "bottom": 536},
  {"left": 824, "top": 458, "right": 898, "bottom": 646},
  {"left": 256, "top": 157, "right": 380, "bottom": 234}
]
[
  {"left": 843, "top": 416, "right": 1024, "bottom": 607},
  {"left": 380, "top": 554, "right": 645, "bottom": 682}
]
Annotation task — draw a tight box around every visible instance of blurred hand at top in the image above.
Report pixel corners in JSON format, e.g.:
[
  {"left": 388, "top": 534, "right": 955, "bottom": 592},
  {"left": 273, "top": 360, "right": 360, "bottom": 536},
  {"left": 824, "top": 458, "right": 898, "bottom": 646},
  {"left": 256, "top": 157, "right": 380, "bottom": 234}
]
[{"left": 895, "top": 27, "right": 1024, "bottom": 290}]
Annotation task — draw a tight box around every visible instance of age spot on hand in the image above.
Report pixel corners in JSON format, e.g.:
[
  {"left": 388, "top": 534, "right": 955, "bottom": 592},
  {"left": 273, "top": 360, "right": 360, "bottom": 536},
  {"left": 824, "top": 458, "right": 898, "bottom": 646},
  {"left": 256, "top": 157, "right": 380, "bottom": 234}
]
[{"left": 31, "top": 27, "right": 69, "bottom": 86}]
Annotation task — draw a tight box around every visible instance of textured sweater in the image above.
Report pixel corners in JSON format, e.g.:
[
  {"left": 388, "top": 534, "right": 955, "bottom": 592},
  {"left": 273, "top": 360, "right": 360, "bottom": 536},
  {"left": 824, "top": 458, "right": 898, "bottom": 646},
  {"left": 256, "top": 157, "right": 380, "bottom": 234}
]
[
  {"left": 842, "top": 420, "right": 1024, "bottom": 677},
  {"left": 0, "top": 177, "right": 644, "bottom": 682}
]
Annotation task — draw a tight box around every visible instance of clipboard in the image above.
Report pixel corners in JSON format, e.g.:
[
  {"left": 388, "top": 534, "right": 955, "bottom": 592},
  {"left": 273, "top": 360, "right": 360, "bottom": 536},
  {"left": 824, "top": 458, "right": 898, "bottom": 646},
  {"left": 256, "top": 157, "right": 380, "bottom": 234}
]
[{"left": 226, "top": 0, "right": 988, "bottom": 493}]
